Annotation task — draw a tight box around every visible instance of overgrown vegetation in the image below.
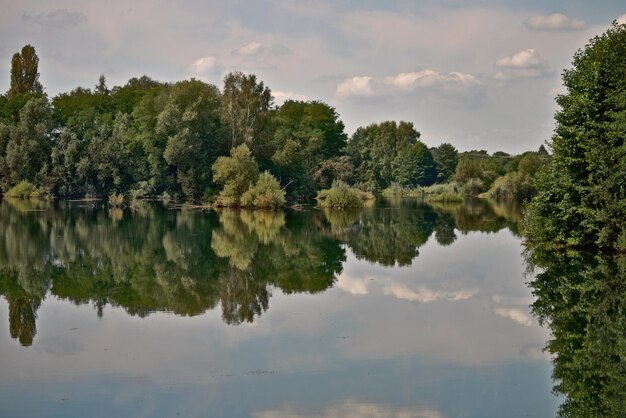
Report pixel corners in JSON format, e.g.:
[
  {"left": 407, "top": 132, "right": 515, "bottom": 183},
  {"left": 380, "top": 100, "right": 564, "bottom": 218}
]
[
  {"left": 5, "top": 180, "right": 50, "bottom": 199},
  {"left": 241, "top": 172, "right": 286, "bottom": 208},
  {"left": 317, "top": 181, "right": 374, "bottom": 209}
]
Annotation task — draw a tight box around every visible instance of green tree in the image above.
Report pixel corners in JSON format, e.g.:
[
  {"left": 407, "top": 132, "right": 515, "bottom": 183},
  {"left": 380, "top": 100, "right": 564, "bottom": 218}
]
[
  {"left": 0, "top": 97, "right": 52, "bottom": 191},
  {"left": 241, "top": 171, "right": 286, "bottom": 208},
  {"left": 221, "top": 72, "right": 272, "bottom": 149},
  {"left": 527, "top": 247, "right": 626, "bottom": 417},
  {"left": 525, "top": 23, "right": 626, "bottom": 249},
  {"left": 95, "top": 75, "right": 110, "bottom": 95},
  {"left": 270, "top": 100, "right": 347, "bottom": 196},
  {"left": 158, "top": 80, "right": 223, "bottom": 197},
  {"left": 432, "top": 143, "right": 459, "bottom": 183},
  {"left": 8, "top": 45, "right": 43, "bottom": 97},
  {"left": 393, "top": 141, "right": 436, "bottom": 187},
  {"left": 212, "top": 144, "right": 259, "bottom": 206},
  {"left": 131, "top": 79, "right": 222, "bottom": 197},
  {"left": 348, "top": 121, "right": 421, "bottom": 190}
]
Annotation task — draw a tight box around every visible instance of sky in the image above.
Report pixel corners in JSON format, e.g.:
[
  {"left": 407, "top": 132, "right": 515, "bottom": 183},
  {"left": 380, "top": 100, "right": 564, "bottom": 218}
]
[{"left": 0, "top": 0, "right": 624, "bottom": 153}]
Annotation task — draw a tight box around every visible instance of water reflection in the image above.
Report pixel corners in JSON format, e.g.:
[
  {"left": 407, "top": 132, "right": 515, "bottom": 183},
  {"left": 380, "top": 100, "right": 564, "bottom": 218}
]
[
  {"left": 0, "top": 197, "right": 522, "bottom": 346},
  {"left": 527, "top": 247, "right": 626, "bottom": 417}
]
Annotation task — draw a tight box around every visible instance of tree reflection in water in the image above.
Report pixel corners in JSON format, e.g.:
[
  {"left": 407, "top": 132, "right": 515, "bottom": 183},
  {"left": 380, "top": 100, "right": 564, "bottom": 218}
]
[
  {"left": 0, "top": 197, "right": 521, "bottom": 345},
  {"left": 527, "top": 246, "right": 626, "bottom": 417}
]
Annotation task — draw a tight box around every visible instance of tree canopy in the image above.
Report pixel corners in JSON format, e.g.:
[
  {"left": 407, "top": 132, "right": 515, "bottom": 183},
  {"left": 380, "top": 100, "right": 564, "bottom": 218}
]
[
  {"left": 8, "top": 45, "right": 43, "bottom": 97},
  {"left": 0, "top": 44, "right": 546, "bottom": 203},
  {"left": 525, "top": 22, "right": 626, "bottom": 250}
]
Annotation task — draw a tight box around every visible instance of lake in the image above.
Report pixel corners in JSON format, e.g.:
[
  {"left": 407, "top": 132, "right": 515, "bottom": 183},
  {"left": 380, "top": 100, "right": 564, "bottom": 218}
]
[{"left": 0, "top": 198, "right": 560, "bottom": 417}]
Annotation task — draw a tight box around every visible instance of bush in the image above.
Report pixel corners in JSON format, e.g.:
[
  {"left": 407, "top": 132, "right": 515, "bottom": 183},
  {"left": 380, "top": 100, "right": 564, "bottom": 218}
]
[
  {"left": 421, "top": 182, "right": 461, "bottom": 196},
  {"left": 317, "top": 181, "right": 374, "bottom": 209},
  {"left": 462, "top": 178, "right": 486, "bottom": 197},
  {"left": 129, "top": 181, "right": 154, "bottom": 200},
  {"left": 426, "top": 192, "right": 463, "bottom": 203},
  {"left": 241, "top": 172, "right": 286, "bottom": 208},
  {"left": 5, "top": 181, "right": 51, "bottom": 199},
  {"left": 108, "top": 193, "right": 125, "bottom": 207},
  {"left": 212, "top": 144, "right": 259, "bottom": 206},
  {"left": 487, "top": 173, "right": 535, "bottom": 200}
]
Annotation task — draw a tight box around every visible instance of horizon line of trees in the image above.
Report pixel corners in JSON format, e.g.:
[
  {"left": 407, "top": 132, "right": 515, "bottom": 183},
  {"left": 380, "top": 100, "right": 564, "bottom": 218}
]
[{"left": 0, "top": 44, "right": 547, "bottom": 203}]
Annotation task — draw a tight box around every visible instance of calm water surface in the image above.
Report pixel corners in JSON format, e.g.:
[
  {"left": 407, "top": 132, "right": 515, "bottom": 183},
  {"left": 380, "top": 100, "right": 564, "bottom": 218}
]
[{"left": 0, "top": 198, "right": 559, "bottom": 417}]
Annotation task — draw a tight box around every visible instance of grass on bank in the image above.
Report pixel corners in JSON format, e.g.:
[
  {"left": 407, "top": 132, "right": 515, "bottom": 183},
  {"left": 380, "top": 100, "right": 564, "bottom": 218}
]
[
  {"left": 5, "top": 181, "right": 52, "bottom": 200},
  {"left": 382, "top": 182, "right": 464, "bottom": 202},
  {"left": 317, "top": 181, "right": 375, "bottom": 209}
]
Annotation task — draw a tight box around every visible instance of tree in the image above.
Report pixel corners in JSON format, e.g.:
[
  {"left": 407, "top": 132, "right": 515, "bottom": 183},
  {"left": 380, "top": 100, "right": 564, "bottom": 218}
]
[
  {"left": 270, "top": 100, "right": 348, "bottom": 196},
  {"left": 527, "top": 247, "right": 626, "bottom": 417},
  {"left": 212, "top": 144, "right": 259, "bottom": 206},
  {"left": 0, "top": 97, "right": 52, "bottom": 191},
  {"left": 393, "top": 141, "right": 436, "bottom": 187},
  {"left": 158, "top": 80, "right": 223, "bottom": 197},
  {"left": 8, "top": 45, "right": 43, "bottom": 97},
  {"left": 221, "top": 72, "right": 272, "bottom": 149},
  {"left": 525, "top": 22, "right": 626, "bottom": 249},
  {"left": 432, "top": 143, "right": 459, "bottom": 183},
  {"left": 348, "top": 121, "right": 421, "bottom": 190},
  {"left": 95, "top": 75, "right": 110, "bottom": 95}
]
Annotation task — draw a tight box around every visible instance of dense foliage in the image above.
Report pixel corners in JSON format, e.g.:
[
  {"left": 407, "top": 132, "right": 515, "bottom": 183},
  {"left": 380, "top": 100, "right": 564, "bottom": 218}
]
[
  {"left": 0, "top": 45, "right": 546, "bottom": 205},
  {"left": 528, "top": 246, "right": 626, "bottom": 417},
  {"left": 525, "top": 23, "right": 626, "bottom": 250},
  {"left": 316, "top": 181, "right": 374, "bottom": 209}
]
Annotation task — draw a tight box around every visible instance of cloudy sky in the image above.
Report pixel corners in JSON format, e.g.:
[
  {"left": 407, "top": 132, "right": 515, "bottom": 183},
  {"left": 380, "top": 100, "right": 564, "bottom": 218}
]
[{"left": 1, "top": 1, "right": 624, "bottom": 153}]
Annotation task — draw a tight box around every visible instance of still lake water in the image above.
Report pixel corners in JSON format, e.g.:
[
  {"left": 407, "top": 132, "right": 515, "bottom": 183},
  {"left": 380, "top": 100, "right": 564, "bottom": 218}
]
[{"left": 0, "top": 198, "right": 560, "bottom": 417}]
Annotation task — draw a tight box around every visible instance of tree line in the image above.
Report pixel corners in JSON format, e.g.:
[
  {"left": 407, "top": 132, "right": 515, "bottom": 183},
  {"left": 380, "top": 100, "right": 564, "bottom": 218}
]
[{"left": 0, "top": 44, "right": 545, "bottom": 204}]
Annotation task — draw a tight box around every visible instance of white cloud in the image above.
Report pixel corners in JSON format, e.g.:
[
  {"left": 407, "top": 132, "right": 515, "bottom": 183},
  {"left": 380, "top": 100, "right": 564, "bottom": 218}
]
[
  {"left": 493, "top": 307, "right": 533, "bottom": 327},
  {"left": 272, "top": 90, "right": 308, "bottom": 105},
  {"left": 189, "top": 56, "right": 217, "bottom": 74},
  {"left": 253, "top": 399, "right": 445, "bottom": 418},
  {"left": 187, "top": 56, "right": 220, "bottom": 82},
  {"left": 496, "top": 49, "right": 546, "bottom": 69},
  {"left": 523, "top": 13, "right": 586, "bottom": 31},
  {"left": 617, "top": 14, "right": 626, "bottom": 25},
  {"left": 384, "top": 70, "right": 479, "bottom": 90},
  {"left": 232, "top": 41, "right": 263, "bottom": 56},
  {"left": 335, "top": 76, "right": 374, "bottom": 98},
  {"left": 494, "top": 49, "right": 552, "bottom": 80},
  {"left": 337, "top": 69, "right": 479, "bottom": 99},
  {"left": 383, "top": 284, "right": 478, "bottom": 303},
  {"left": 336, "top": 275, "right": 369, "bottom": 295}
]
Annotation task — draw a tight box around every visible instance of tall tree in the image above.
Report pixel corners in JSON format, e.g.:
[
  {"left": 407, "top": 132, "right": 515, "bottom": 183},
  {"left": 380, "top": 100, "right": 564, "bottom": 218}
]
[
  {"left": 220, "top": 72, "right": 272, "bottom": 149},
  {"left": 270, "top": 100, "right": 348, "bottom": 196},
  {"left": 8, "top": 45, "right": 43, "bottom": 97},
  {"left": 0, "top": 97, "right": 52, "bottom": 190},
  {"left": 432, "top": 143, "right": 459, "bottom": 183},
  {"left": 393, "top": 141, "right": 437, "bottom": 187},
  {"left": 348, "top": 121, "right": 421, "bottom": 190},
  {"left": 525, "top": 22, "right": 626, "bottom": 249},
  {"left": 94, "top": 75, "right": 110, "bottom": 95}
]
